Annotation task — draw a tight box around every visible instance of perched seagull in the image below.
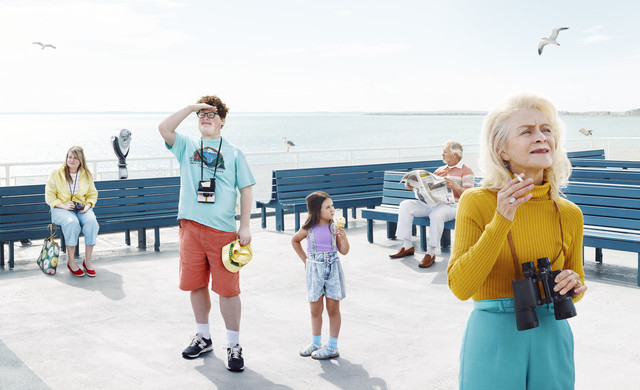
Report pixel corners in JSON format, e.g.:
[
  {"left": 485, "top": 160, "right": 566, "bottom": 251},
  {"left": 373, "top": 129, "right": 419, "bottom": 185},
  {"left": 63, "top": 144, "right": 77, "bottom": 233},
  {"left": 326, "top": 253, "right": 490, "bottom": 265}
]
[
  {"left": 32, "top": 42, "right": 56, "bottom": 50},
  {"left": 579, "top": 128, "right": 593, "bottom": 136},
  {"left": 538, "top": 27, "right": 568, "bottom": 55},
  {"left": 282, "top": 137, "right": 296, "bottom": 152}
]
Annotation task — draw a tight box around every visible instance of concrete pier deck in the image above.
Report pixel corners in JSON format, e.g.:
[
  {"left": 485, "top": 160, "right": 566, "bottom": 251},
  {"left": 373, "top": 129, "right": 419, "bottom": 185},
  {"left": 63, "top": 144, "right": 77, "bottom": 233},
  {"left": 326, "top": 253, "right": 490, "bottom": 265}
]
[{"left": 1, "top": 215, "right": 638, "bottom": 389}]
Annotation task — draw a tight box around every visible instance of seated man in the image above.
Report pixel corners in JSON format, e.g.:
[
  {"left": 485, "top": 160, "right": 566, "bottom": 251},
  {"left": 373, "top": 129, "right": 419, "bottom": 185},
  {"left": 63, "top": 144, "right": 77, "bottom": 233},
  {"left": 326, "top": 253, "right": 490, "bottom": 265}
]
[{"left": 390, "top": 140, "right": 475, "bottom": 268}]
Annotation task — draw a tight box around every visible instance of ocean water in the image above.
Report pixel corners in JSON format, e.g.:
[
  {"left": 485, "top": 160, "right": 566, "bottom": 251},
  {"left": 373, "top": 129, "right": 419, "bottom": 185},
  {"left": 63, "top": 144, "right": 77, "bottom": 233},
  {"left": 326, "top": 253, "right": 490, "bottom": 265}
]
[
  {"left": 2, "top": 112, "right": 639, "bottom": 163},
  {"left": 1, "top": 112, "right": 638, "bottom": 200}
]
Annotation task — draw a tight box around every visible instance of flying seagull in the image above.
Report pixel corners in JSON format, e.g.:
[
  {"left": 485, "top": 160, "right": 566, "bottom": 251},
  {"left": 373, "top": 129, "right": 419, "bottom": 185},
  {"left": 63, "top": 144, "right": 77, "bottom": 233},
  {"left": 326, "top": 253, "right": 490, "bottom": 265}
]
[
  {"left": 538, "top": 27, "right": 568, "bottom": 55},
  {"left": 578, "top": 128, "right": 593, "bottom": 136},
  {"left": 282, "top": 137, "right": 296, "bottom": 152},
  {"left": 32, "top": 42, "right": 56, "bottom": 50}
]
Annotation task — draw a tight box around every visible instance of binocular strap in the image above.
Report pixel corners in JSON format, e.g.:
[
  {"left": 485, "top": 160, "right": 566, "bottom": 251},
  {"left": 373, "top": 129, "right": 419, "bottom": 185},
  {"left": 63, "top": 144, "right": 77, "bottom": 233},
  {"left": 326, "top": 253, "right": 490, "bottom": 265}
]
[{"left": 508, "top": 199, "right": 564, "bottom": 280}]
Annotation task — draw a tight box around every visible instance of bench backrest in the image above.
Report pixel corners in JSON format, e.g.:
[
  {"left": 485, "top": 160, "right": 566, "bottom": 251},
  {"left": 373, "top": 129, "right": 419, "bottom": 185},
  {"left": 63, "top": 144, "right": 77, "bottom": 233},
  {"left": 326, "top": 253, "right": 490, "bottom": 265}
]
[
  {"left": 562, "top": 182, "right": 640, "bottom": 231},
  {"left": 570, "top": 159, "right": 640, "bottom": 169},
  {"left": 272, "top": 160, "right": 445, "bottom": 202},
  {"left": 0, "top": 177, "right": 180, "bottom": 240},
  {"left": 567, "top": 149, "right": 605, "bottom": 159},
  {"left": 379, "top": 171, "right": 418, "bottom": 206},
  {"left": 569, "top": 167, "right": 640, "bottom": 185}
]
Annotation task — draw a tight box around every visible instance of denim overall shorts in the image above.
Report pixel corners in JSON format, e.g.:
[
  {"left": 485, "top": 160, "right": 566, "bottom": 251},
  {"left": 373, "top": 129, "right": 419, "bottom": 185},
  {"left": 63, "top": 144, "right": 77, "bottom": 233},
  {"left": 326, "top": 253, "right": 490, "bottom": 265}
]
[{"left": 306, "top": 225, "right": 346, "bottom": 302}]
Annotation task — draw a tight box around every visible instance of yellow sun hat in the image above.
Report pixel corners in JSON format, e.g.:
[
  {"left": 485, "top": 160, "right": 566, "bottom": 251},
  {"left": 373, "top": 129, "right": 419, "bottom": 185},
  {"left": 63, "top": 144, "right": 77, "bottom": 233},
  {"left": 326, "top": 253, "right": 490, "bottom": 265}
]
[{"left": 222, "top": 239, "right": 253, "bottom": 273}]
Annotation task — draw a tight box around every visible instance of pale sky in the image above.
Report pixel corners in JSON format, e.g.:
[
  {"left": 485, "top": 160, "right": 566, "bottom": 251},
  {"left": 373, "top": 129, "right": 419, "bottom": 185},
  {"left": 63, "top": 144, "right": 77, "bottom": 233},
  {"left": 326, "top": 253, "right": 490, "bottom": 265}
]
[{"left": 1, "top": 0, "right": 638, "bottom": 113}]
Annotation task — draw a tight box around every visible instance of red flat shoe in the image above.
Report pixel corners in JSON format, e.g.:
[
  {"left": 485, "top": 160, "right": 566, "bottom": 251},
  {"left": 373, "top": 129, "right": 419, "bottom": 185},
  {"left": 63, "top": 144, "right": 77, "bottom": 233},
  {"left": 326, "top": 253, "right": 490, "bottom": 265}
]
[
  {"left": 67, "top": 263, "right": 85, "bottom": 277},
  {"left": 83, "top": 261, "right": 96, "bottom": 277}
]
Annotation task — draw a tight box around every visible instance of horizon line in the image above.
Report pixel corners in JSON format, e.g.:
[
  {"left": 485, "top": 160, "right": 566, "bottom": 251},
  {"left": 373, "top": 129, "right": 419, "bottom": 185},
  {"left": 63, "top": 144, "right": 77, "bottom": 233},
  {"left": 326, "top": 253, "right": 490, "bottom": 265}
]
[{"left": 1, "top": 109, "right": 638, "bottom": 115}]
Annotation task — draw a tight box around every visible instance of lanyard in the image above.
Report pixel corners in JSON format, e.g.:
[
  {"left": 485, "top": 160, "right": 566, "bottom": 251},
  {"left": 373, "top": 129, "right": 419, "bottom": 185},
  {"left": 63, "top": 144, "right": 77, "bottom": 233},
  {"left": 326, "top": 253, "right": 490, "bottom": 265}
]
[
  {"left": 200, "top": 138, "right": 223, "bottom": 182},
  {"left": 67, "top": 172, "right": 79, "bottom": 198}
]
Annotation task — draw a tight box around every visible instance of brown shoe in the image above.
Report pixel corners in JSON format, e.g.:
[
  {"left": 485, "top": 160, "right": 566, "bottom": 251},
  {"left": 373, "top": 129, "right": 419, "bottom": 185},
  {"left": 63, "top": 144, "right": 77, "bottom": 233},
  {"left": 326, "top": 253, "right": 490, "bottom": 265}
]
[
  {"left": 419, "top": 254, "right": 436, "bottom": 268},
  {"left": 389, "top": 247, "right": 415, "bottom": 259}
]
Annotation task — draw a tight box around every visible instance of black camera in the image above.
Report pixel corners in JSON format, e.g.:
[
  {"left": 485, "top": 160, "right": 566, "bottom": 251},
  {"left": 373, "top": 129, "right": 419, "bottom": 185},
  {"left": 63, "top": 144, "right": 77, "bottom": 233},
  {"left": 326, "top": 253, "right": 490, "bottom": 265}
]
[
  {"left": 73, "top": 202, "right": 85, "bottom": 212},
  {"left": 197, "top": 179, "right": 216, "bottom": 203},
  {"left": 512, "top": 257, "right": 577, "bottom": 331}
]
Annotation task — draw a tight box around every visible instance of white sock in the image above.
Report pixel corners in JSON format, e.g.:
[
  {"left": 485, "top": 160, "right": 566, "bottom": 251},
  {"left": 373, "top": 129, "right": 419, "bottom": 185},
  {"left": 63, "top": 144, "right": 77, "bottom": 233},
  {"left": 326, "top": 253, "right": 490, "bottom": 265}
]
[
  {"left": 226, "top": 329, "right": 240, "bottom": 347},
  {"left": 196, "top": 323, "right": 211, "bottom": 339},
  {"left": 427, "top": 246, "right": 437, "bottom": 257},
  {"left": 403, "top": 239, "right": 413, "bottom": 249}
]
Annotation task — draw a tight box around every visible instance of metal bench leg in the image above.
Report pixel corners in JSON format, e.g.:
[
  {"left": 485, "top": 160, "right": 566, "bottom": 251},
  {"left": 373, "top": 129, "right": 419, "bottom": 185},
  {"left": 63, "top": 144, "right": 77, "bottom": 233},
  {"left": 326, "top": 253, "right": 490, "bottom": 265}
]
[
  {"left": 261, "top": 207, "right": 267, "bottom": 229},
  {"left": 412, "top": 225, "right": 417, "bottom": 236},
  {"left": 441, "top": 229, "right": 451, "bottom": 248},
  {"left": 386, "top": 222, "right": 397, "bottom": 239},
  {"left": 367, "top": 220, "right": 374, "bottom": 243},
  {"left": 420, "top": 226, "right": 427, "bottom": 251},
  {"left": 351, "top": 207, "right": 356, "bottom": 219},
  {"left": 138, "top": 228, "right": 147, "bottom": 249},
  {"left": 342, "top": 209, "right": 349, "bottom": 229},
  {"left": 295, "top": 212, "right": 301, "bottom": 232},
  {"left": 61, "top": 235, "right": 66, "bottom": 253},
  {"left": 154, "top": 227, "right": 160, "bottom": 251},
  {"left": 0, "top": 242, "right": 4, "bottom": 267},
  {"left": 75, "top": 246, "right": 80, "bottom": 257},
  {"left": 125, "top": 230, "right": 131, "bottom": 246},
  {"left": 276, "top": 209, "right": 284, "bottom": 232},
  {"left": 9, "top": 241, "right": 15, "bottom": 269},
  {"left": 595, "top": 248, "right": 603, "bottom": 263}
]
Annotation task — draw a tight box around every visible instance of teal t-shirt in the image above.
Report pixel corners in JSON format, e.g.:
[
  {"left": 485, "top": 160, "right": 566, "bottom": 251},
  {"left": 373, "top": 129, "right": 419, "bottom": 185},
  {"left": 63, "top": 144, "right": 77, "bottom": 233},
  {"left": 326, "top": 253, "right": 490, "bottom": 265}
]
[{"left": 166, "top": 133, "right": 255, "bottom": 232}]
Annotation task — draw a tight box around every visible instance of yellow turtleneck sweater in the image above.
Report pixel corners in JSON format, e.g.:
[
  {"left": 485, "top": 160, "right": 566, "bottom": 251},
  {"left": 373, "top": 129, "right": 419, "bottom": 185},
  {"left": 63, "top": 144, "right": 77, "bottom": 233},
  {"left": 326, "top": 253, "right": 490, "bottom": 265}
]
[{"left": 447, "top": 181, "right": 585, "bottom": 303}]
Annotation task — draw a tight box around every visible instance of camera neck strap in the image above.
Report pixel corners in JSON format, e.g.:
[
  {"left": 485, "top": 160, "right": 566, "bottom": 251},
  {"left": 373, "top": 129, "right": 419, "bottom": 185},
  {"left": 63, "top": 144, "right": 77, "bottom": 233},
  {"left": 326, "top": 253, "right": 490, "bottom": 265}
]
[
  {"left": 67, "top": 171, "right": 79, "bottom": 200},
  {"left": 508, "top": 199, "right": 564, "bottom": 280},
  {"left": 200, "top": 137, "right": 223, "bottom": 182}
]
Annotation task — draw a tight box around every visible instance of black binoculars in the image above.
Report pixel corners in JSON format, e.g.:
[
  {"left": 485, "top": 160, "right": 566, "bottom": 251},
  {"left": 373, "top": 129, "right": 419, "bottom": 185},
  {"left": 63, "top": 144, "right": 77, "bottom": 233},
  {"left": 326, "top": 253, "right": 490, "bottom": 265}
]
[{"left": 511, "top": 257, "right": 577, "bottom": 331}]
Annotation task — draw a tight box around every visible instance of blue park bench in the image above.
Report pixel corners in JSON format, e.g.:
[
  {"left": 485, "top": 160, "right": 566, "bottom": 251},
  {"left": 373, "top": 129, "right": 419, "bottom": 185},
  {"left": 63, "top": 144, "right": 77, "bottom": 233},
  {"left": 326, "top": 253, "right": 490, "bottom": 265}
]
[
  {"left": 0, "top": 176, "right": 180, "bottom": 269},
  {"left": 255, "top": 160, "right": 446, "bottom": 232},
  {"left": 562, "top": 181, "right": 640, "bottom": 286},
  {"left": 361, "top": 170, "right": 457, "bottom": 252},
  {"left": 566, "top": 149, "right": 605, "bottom": 159},
  {"left": 569, "top": 167, "right": 640, "bottom": 185},
  {"left": 570, "top": 158, "right": 640, "bottom": 170}
]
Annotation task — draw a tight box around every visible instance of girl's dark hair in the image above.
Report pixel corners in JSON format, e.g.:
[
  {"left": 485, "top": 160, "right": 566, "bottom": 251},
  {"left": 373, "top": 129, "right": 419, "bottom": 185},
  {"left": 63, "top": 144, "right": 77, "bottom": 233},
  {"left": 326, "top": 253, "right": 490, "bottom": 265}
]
[{"left": 302, "top": 191, "right": 331, "bottom": 230}]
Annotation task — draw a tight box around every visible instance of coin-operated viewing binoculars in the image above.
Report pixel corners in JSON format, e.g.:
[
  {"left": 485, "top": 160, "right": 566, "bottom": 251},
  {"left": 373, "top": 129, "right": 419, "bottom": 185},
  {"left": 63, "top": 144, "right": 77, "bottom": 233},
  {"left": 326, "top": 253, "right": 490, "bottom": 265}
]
[{"left": 111, "top": 129, "right": 131, "bottom": 179}]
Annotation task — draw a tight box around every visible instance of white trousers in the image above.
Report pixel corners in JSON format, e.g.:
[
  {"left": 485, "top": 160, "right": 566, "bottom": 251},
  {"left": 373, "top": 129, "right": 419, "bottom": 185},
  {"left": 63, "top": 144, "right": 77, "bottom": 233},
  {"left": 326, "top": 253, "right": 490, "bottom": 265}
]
[{"left": 396, "top": 199, "right": 457, "bottom": 249}]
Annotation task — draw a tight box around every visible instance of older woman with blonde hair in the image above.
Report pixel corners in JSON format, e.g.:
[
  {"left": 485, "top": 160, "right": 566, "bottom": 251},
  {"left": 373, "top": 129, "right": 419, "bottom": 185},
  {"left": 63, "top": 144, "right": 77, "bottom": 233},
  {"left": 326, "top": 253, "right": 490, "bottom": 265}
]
[
  {"left": 447, "top": 92, "right": 587, "bottom": 389},
  {"left": 45, "top": 146, "right": 99, "bottom": 277}
]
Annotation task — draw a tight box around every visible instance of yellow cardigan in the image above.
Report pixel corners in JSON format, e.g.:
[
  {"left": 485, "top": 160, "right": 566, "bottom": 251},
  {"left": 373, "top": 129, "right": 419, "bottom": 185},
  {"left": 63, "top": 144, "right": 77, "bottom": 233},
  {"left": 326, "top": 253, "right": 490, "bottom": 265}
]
[
  {"left": 447, "top": 182, "right": 585, "bottom": 303},
  {"left": 45, "top": 166, "right": 98, "bottom": 209}
]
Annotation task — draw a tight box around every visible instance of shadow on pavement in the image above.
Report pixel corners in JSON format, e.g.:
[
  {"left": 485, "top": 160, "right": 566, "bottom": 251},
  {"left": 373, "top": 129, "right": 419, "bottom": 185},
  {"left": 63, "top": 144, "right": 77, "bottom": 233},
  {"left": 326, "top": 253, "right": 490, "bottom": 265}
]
[
  {"left": 0, "top": 339, "right": 50, "bottom": 390},
  {"left": 319, "top": 357, "right": 388, "bottom": 390},
  {"left": 50, "top": 268, "right": 126, "bottom": 301},
  {"left": 195, "top": 352, "right": 294, "bottom": 389}
]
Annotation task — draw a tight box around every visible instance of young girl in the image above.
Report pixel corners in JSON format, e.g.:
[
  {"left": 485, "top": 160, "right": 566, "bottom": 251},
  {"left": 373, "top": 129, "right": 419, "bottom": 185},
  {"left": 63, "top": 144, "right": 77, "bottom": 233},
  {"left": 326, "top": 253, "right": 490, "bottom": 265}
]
[{"left": 291, "top": 191, "right": 350, "bottom": 360}]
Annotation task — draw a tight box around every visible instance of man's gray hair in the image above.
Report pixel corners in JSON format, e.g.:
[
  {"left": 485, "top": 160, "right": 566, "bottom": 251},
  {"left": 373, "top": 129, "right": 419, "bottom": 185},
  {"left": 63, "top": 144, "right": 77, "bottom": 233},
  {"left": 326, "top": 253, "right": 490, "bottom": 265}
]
[{"left": 446, "top": 140, "right": 463, "bottom": 158}]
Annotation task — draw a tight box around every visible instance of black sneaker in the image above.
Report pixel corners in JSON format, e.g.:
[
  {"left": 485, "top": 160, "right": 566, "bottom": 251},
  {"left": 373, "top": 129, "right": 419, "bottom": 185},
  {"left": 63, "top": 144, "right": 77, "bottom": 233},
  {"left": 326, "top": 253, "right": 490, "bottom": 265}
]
[
  {"left": 227, "top": 344, "right": 244, "bottom": 372},
  {"left": 182, "top": 333, "right": 213, "bottom": 359}
]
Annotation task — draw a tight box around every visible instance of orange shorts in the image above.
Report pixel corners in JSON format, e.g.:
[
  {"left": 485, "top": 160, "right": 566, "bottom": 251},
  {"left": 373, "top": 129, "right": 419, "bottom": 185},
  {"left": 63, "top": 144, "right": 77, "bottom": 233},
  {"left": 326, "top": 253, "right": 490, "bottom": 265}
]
[{"left": 178, "top": 219, "right": 240, "bottom": 297}]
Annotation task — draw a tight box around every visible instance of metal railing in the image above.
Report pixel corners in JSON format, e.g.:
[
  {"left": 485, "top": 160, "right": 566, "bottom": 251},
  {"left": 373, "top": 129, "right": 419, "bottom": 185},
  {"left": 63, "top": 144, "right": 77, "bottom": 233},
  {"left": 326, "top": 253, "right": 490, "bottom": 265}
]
[{"left": 2, "top": 137, "right": 638, "bottom": 188}]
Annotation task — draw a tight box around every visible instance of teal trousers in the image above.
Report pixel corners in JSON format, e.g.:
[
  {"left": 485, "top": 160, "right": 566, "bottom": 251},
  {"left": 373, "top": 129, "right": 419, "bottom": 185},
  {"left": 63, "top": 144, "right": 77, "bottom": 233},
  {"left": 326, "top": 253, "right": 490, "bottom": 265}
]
[{"left": 459, "top": 298, "right": 575, "bottom": 390}]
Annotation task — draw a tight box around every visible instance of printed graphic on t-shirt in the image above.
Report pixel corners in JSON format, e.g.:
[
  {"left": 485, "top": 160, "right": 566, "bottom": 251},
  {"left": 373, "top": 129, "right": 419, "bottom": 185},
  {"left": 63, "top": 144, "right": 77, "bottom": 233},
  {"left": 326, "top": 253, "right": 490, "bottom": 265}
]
[{"left": 191, "top": 146, "right": 225, "bottom": 172}]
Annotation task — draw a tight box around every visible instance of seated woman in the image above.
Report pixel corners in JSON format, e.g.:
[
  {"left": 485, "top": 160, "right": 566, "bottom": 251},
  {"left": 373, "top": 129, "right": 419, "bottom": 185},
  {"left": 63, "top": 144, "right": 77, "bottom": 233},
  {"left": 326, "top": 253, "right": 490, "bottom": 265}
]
[
  {"left": 447, "top": 92, "right": 587, "bottom": 389},
  {"left": 45, "top": 146, "right": 99, "bottom": 277}
]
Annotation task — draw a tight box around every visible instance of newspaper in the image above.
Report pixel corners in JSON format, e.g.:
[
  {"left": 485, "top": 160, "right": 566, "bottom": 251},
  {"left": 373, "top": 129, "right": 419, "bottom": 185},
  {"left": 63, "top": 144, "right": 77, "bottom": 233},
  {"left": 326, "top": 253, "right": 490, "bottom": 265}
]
[{"left": 400, "top": 170, "right": 456, "bottom": 207}]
